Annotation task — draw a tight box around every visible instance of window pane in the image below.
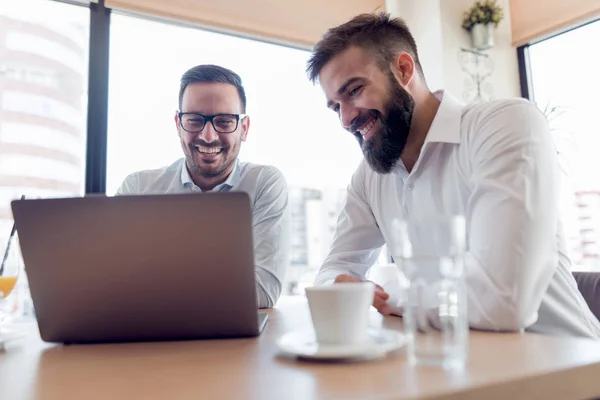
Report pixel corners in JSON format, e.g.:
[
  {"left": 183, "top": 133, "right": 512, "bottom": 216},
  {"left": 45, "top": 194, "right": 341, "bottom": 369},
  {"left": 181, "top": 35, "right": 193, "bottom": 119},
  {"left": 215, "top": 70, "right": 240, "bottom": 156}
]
[
  {"left": 0, "top": 0, "right": 89, "bottom": 318},
  {"left": 529, "top": 20, "right": 600, "bottom": 271},
  {"left": 106, "top": 14, "right": 388, "bottom": 293}
]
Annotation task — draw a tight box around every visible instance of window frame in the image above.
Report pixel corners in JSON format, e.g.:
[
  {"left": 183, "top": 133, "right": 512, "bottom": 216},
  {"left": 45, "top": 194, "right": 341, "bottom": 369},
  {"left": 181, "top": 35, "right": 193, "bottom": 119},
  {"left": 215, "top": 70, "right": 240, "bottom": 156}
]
[{"left": 516, "top": 16, "right": 600, "bottom": 101}]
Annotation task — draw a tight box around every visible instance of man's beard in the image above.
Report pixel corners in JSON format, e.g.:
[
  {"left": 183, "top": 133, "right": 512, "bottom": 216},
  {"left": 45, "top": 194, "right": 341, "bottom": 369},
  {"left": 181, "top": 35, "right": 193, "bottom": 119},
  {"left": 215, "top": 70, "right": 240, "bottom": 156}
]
[
  {"left": 351, "top": 76, "right": 415, "bottom": 174},
  {"left": 185, "top": 141, "right": 233, "bottom": 178}
]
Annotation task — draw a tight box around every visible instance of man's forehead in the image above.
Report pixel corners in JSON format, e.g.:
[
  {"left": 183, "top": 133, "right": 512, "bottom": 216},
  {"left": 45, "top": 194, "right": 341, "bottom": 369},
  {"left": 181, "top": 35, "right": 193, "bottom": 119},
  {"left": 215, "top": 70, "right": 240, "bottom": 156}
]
[
  {"left": 319, "top": 46, "right": 376, "bottom": 94},
  {"left": 182, "top": 82, "right": 241, "bottom": 111},
  {"left": 183, "top": 82, "right": 237, "bottom": 100}
]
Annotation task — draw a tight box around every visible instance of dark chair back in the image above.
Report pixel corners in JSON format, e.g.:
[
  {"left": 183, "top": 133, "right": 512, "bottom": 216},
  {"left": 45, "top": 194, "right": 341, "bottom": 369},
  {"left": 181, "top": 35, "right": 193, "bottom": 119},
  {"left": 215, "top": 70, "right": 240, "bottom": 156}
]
[{"left": 573, "top": 271, "right": 600, "bottom": 322}]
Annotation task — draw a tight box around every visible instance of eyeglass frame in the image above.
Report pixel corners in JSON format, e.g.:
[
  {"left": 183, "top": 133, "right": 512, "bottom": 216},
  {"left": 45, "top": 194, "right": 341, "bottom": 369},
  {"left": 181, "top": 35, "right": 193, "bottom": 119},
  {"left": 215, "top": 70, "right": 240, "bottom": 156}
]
[{"left": 177, "top": 111, "right": 247, "bottom": 134}]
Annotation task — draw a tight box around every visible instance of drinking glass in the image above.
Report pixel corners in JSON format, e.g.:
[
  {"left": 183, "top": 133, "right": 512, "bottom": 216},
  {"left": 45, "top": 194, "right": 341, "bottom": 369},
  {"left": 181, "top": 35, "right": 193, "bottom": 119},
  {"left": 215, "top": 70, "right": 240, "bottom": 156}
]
[
  {"left": 392, "top": 215, "right": 468, "bottom": 369},
  {"left": 0, "top": 231, "right": 22, "bottom": 328}
]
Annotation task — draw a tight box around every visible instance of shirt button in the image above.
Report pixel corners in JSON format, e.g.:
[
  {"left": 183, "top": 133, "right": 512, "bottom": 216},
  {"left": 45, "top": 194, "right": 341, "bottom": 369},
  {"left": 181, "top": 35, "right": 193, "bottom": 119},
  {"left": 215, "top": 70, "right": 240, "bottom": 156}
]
[{"left": 406, "top": 183, "right": 414, "bottom": 190}]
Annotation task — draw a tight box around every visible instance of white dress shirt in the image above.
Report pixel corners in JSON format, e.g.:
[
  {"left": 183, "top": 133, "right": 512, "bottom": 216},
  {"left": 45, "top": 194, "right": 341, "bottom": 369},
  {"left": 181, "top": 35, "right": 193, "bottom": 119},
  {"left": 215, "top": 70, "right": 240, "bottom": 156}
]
[
  {"left": 116, "top": 158, "right": 290, "bottom": 309},
  {"left": 316, "top": 91, "right": 600, "bottom": 338}
]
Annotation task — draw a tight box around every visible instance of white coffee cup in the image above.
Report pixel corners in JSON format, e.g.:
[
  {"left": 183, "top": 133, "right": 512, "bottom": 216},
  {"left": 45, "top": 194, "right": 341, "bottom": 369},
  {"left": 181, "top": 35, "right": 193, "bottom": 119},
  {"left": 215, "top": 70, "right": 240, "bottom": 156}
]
[{"left": 305, "top": 282, "right": 375, "bottom": 346}]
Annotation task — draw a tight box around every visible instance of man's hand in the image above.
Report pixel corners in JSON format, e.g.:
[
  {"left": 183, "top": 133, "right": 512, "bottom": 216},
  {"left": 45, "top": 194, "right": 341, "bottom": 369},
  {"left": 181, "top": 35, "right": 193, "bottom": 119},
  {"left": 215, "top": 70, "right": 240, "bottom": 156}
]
[{"left": 333, "top": 274, "right": 391, "bottom": 315}]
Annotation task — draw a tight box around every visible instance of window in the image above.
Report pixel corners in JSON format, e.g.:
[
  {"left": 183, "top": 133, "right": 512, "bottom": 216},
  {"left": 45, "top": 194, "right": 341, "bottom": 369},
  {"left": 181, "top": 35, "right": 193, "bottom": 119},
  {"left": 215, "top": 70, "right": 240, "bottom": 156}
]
[
  {"left": 0, "top": 0, "right": 89, "bottom": 318},
  {"left": 106, "top": 14, "right": 389, "bottom": 294},
  {"left": 528, "top": 19, "right": 600, "bottom": 271}
]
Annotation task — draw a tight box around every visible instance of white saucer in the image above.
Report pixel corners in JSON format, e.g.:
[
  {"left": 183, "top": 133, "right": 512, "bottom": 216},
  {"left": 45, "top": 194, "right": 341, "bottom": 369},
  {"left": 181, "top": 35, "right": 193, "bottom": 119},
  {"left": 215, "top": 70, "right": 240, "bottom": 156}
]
[{"left": 276, "top": 328, "right": 406, "bottom": 361}]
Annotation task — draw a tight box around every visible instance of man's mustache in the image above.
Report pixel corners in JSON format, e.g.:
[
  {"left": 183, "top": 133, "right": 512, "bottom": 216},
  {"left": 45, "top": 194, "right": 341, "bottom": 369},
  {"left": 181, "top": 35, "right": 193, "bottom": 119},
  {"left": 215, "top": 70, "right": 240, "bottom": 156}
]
[{"left": 350, "top": 110, "right": 382, "bottom": 135}]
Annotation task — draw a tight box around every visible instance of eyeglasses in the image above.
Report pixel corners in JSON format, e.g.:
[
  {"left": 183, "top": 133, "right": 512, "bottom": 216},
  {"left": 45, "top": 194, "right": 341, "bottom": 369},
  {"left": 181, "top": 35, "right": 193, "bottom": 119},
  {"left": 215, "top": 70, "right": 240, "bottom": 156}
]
[{"left": 178, "top": 112, "right": 247, "bottom": 134}]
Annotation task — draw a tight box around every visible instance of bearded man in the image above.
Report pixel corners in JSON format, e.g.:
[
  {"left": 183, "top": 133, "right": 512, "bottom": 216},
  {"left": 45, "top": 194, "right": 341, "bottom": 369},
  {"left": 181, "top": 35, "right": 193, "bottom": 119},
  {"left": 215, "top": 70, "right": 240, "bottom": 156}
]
[{"left": 307, "top": 12, "right": 600, "bottom": 338}]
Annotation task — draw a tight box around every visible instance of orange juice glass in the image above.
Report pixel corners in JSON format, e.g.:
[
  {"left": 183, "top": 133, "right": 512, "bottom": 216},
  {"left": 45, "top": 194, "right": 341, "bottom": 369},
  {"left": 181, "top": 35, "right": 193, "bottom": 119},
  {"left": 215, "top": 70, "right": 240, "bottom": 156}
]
[{"left": 1, "top": 233, "right": 22, "bottom": 324}]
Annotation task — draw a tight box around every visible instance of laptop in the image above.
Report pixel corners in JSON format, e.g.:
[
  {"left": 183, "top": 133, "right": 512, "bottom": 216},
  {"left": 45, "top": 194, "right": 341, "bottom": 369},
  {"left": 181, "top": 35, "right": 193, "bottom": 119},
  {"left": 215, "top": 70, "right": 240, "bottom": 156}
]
[{"left": 10, "top": 192, "right": 268, "bottom": 344}]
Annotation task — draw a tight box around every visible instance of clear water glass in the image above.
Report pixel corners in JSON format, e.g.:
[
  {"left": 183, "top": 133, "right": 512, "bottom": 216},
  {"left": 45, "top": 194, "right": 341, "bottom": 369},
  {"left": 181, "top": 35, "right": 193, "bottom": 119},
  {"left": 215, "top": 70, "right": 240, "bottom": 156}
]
[{"left": 392, "top": 215, "right": 468, "bottom": 369}]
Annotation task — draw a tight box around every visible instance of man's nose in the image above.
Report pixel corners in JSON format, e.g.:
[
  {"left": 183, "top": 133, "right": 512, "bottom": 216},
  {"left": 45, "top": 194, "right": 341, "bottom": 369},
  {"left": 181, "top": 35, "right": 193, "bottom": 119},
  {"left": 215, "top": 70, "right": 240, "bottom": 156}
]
[
  {"left": 199, "top": 122, "right": 219, "bottom": 143},
  {"left": 339, "top": 104, "right": 359, "bottom": 131}
]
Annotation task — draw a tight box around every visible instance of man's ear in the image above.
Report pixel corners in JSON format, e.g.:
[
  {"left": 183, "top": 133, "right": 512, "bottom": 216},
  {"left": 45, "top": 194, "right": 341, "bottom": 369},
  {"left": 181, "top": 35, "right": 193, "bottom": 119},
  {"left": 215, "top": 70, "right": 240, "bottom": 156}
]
[
  {"left": 390, "top": 52, "right": 416, "bottom": 88},
  {"left": 240, "top": 115, "right": 250, "bottom": 142},
  {"left": 174, "top": 111, "right": 181, "bottom": 134}
]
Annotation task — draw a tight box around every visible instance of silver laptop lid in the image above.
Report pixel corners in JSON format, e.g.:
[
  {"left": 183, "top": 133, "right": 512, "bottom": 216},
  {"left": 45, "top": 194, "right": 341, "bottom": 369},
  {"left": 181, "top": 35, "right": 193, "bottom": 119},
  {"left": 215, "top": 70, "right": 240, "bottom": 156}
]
[{"left": 11, "top": 192, "right": 260, "bottom": 343}]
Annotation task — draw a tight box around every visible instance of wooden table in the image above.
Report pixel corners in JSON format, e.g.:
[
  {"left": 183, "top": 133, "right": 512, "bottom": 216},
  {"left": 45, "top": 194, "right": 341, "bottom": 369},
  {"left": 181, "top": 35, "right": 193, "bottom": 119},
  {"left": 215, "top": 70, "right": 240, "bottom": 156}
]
[{"left": 2, "top": 296, "right": 600, "bottom": 400}]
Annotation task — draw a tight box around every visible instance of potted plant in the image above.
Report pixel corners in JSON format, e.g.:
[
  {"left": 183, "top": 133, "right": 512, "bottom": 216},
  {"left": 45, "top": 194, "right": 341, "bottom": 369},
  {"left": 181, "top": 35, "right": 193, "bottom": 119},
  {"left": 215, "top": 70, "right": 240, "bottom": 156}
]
[{"left": 462, "top": 0, "right": 504, "bottom": 50}]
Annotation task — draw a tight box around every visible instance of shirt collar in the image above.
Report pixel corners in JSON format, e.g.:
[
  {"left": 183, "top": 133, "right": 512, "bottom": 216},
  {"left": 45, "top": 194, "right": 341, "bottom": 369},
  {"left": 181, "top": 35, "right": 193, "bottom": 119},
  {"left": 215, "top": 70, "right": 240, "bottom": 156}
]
[
  {"left": 423, "top": 90, "right": 464, "bottom": 145},
  {"left": 180, "top": 159, "right": 240, "bottom": 191},
  {"left": 391, "top": 90, "right": 463, "bottom": 175}
]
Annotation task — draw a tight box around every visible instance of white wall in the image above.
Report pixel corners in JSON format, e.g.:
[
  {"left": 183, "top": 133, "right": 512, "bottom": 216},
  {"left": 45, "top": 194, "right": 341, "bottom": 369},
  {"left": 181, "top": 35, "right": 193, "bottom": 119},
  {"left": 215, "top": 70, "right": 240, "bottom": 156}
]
[
  {"left": 387, "top": 0, "right": 445, "bottom": 91},
  {"left": 441, "top": 0, "right": 521, "bottom": 102},
  {"left": 386, "top": 0, "right": 521, "bottom": 103}
]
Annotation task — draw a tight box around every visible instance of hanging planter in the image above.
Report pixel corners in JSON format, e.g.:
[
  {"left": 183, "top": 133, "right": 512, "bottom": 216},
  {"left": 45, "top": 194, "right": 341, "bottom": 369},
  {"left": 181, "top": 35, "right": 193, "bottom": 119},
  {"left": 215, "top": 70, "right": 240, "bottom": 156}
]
[
  {"left": 470, "top": 23, "right": 495, "bottom": 50},
  {"left": 462, "top": 1, "right": 504, "bottom": 50}
]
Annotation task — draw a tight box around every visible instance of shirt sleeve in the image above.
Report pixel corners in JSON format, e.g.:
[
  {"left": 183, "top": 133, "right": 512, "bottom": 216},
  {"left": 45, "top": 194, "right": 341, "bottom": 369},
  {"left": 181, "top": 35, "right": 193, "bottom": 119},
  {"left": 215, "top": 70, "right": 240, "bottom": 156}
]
[
  {"left": 464, "top": 99, "right": 560, "bottom": 331},
  {"left": 252, "top": 167, "right": 290, "bottom": 308},
  {"left": 315, "top": 162, "right": 386, "bottom": 285},
  {"left": 115, "top": 173, "right": 139, "bottom": 196}
]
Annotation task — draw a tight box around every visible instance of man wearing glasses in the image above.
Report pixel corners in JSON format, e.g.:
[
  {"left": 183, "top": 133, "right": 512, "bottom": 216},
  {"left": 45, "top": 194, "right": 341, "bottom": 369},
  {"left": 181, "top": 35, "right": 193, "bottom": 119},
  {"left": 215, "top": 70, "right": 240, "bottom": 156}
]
[{"left": 116, "top": 64, "right": 290, "bottom": 309}]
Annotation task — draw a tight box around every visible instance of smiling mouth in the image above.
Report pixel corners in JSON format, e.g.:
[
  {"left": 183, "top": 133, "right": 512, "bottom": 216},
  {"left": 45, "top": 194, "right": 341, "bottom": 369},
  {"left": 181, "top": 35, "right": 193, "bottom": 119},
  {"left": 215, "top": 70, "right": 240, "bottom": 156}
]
[
  {"left": 194, "top": 145, "right": 224, "bottom": 155},
  {"left": 357, "top": 117, "right": 378, "bottom": 140}
]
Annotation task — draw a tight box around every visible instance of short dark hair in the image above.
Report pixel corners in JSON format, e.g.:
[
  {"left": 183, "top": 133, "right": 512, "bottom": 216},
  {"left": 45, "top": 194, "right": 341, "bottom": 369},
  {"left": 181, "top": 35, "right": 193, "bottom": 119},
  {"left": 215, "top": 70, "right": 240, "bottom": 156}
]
[
  {"left": 178, "top": 64, "right": 247, "bottom": 113},
  {"left": 306, "top": 12, "right": 424, "bottom": 83}
]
